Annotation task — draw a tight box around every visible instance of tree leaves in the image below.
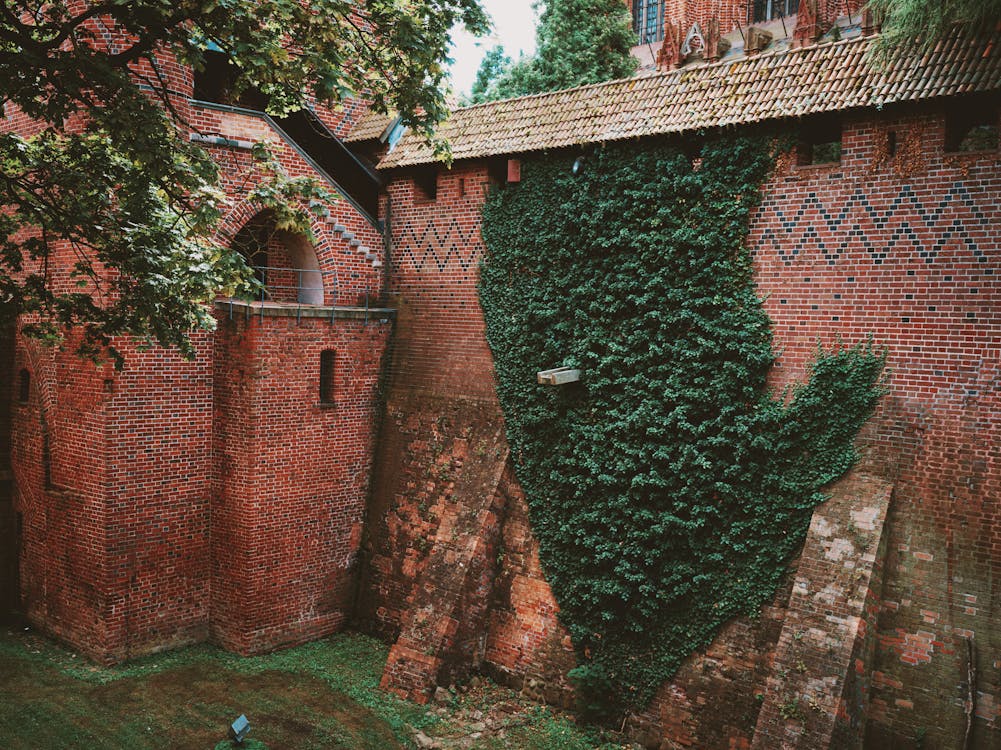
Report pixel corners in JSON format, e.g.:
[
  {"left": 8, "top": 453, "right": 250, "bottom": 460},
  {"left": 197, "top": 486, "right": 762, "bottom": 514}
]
[
  {"left": 1, "top": 0, "right": 488, "bottom": 359},
  {"left": 467, "top": 0, "right": 636, "bottom": 103},
  {"left": 868, "top": 0, "right": 1001, "bottom": 52}
]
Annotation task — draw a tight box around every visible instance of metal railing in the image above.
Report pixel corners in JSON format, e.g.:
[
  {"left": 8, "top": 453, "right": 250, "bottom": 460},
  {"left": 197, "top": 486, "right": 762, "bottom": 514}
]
[
  {"left": 219, "top": 266, "right": 393, "bottom": 325},
  {"left": 240, "top": 265, "right": 336, "bottom": 307},
  {"left": 220, "top": 266, "right": 338, "bottom": 324}
]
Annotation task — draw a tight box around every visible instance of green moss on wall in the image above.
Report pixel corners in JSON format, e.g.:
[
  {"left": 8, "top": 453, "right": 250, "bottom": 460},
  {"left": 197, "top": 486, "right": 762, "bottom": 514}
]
[{"left": 479, "top": 137, "right": 885, "bottom": 718}]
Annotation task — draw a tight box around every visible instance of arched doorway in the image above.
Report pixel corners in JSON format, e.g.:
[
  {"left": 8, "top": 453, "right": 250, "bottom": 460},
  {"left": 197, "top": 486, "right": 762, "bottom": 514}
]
[{"left": 231, "top": 211, "right": 327, "bottom": 306}]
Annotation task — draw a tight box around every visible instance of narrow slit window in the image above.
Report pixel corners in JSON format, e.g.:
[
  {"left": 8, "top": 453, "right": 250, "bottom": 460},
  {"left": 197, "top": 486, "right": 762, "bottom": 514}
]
[
  {"left": 886, "top": 130, "right": 898, "bottom": 157},
  {"left": 17, "top": 369, "right": 29, "bottom": 403},
  {"left": 319, "top": 350, "right": 336, "bottom": 405},
  {"left": 42, "top": 429, "right": 52, "bottom": 489}
]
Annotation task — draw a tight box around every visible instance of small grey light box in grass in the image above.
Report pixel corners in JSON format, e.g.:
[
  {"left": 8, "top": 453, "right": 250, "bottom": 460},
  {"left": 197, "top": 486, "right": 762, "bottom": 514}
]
[{"left": 229, "top": 714, "right": 250, "bottom": 744}]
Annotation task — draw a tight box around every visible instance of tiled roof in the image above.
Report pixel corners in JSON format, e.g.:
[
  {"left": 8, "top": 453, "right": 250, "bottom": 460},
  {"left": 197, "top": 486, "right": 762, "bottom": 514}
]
[
  {"left": 344, "top": 109, "right": 397, "bottom": 143},
  {"left": 380, "top": 32, "right": 1001, "bottom": 169}
]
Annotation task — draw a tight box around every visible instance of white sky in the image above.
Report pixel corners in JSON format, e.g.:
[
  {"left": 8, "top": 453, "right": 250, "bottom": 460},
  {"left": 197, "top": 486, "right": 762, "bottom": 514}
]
[{"left": 448, "top": 0, "right": 540, "bottom": 96}]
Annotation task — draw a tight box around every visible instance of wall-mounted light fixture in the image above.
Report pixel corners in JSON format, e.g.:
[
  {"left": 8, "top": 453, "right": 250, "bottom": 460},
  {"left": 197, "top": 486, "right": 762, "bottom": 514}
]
[{"left": 537, "top": 366, "right": 581, "bottom": 386}]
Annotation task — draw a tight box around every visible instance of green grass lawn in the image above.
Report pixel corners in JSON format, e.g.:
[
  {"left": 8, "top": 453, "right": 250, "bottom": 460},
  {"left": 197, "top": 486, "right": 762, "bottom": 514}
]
[{"left": 0, "top": 626, "right": 625, "bottom": 749}]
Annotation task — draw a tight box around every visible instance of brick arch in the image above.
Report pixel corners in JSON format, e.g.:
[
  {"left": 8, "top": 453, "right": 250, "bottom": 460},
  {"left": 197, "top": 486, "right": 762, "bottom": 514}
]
[
  {"left": 219, "top": 199, "right": 334, "bottom": 305},
  {"left": 218, "top": 196, "right": 331, "bottom": 249}
]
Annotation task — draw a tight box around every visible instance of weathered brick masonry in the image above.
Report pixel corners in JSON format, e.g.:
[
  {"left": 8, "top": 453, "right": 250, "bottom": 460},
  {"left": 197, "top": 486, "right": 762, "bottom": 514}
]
[
  {"left": 212, "top": 306, "right": 391, "bottom": 654},
  {"left": 3, "top": 7, "right": 1001, "bottom": 750},
  {"left": 366, "top": 99, "right": 1000, "bottom": 747},
  {"left": 5, "top": 43, "right": 393, "bottom": 661},
  {"left": 0, "top": 322, "right": 16, "bottom": 620}
]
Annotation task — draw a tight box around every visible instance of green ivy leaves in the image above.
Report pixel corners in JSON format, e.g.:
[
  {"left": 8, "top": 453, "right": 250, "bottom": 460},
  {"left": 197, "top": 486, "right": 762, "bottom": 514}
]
[{"left": 479, "top": 138, "right": 885, "bottom": 719}]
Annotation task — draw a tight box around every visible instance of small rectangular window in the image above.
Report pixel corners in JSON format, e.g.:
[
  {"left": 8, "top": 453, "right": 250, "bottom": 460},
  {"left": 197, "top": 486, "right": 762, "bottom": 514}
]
[
  {"left": 412, "top": 166, "right": 438, "bottom": 202},
  {"left": 945, "top": 106, "right": 999, "bottom": 153},
  {"left": 798, "top": 117, "right": 842, "bottom": 166},
  {"left": 319, "top": 350, "right": 336, "bottom": 405},
  {"left": 487, "top": 157, "right": 508, "bottom": 186},
  {"left": 751, "top": 0, "right": 800, "bottom": 23}
]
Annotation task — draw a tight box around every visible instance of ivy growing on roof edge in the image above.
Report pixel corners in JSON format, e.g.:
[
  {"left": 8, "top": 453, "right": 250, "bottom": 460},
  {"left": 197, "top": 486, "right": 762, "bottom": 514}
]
[{"left": 478, "top": 137, "right": 886, "bottom": 718}]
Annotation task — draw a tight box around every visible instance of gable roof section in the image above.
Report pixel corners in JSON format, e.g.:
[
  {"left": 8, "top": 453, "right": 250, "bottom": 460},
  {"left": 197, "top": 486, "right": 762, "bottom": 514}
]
[
  {"left": 344, "top": 109, "right": 397, "bottom": 143},
  {"left": 380, "top": 32, "right": 1001, "bottom": 169}
]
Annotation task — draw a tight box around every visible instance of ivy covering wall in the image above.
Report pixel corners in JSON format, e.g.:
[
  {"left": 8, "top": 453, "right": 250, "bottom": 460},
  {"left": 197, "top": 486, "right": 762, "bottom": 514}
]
[{"left": 479, "top": 138, "right": 885, "bottom": 717}]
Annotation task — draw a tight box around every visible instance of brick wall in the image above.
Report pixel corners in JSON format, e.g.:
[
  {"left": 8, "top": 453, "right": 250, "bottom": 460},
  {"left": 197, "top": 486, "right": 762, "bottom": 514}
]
[
  {"left": 11, "top": 332, "right": 113, "bottom": 660},
  {"left": 212, "top": 306, "right": 391, "bottom": 654},
  {"left": 0, "top": 321, "right": 17, "bottom": 619},
  {"left": 482, "top": 464, "right": 578, "bottom": 708},
  {"left": 7, "top": 44, "right": 393, "bottom": 660},
  {"left": 0, "top": 322, "right": 13, "bottom": 467},
  {"left": 99, "top": 337, "right": 215, "bottom": 661},
  {"left": 358, "top": 163, "right": 528, "bottom": 700},
  {"left": 382, "top": 163, "right": 497, "bottom": 400},
  {"left": 374, "top": 102, "right": 1001, "bottom": 747},
  {"left": 750, "top": 475, "right": 892, "bottom": 749}
]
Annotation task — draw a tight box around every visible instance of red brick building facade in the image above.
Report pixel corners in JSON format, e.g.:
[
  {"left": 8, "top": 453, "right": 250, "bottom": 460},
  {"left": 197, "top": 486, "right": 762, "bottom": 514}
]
[
  {"left": 3, "top": 3, "right": 1001, "bottom": 749},
  {"left": 2, "top": 48, "right": 394, "bottom": 663}
]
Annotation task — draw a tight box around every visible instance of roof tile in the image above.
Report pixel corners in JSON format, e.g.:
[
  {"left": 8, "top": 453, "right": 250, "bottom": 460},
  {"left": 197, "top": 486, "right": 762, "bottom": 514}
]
[
  {"left": 380, "top": 32, "right": 1001, "bottom": 169},
  {"left": 344, "top": 109, "right": 396, "bottom": 143}
]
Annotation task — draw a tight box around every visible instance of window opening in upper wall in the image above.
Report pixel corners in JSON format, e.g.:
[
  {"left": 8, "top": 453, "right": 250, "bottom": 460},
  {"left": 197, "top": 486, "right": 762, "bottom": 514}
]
[
  {"left": 413, "top": 165, "right": 438, "bottom": 202},
  {"left": 192, "top": 50, "right": 267, "bottom": 110},
  {"left": 319, "top": 350, "right": 336, "bottom": 405},
  {"left": 633, "top": 0, "right": 665, "bottom": 44},
  {"left": 798, "top": 117, "right": 842, "bottom": 166},
  {"left": 945, "top": 106, "right": 999, "bottom": 152},
  {"left": 750, "top": 0, "right": 800, "bottom": 23},
  {"left": 886, "top": 130, "right": 898, "bottom": 157}
]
